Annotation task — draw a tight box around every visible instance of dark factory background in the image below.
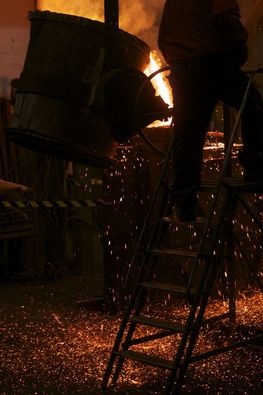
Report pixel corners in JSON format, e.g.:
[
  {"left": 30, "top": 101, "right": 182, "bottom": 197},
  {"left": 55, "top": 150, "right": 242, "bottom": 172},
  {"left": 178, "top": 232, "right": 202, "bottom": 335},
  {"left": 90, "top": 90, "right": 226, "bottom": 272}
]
[{"left": 0, "top": 1, "right": 262, "bottom": 394}]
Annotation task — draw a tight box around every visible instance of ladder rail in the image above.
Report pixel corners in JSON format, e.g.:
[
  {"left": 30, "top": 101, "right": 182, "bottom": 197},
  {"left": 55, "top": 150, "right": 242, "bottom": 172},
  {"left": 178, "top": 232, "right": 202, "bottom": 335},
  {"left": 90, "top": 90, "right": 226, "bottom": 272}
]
[
  {"left": 110, "top": 191, "right": 180, "bottom": 385},
  {"left": 102, "top": 180, "right": 175, "bottom": 389},
  {"left": 165, "top": 195, "right": 233, "bottom": 394},
  {"left": 169, "top": 225, "right": 234, "bottom": 394},
  {"left": 124, "top": 131, "right": 175, "bottom": 287},
  {"left": 188, "top": 70, "right": 257, "bottom": 289}
]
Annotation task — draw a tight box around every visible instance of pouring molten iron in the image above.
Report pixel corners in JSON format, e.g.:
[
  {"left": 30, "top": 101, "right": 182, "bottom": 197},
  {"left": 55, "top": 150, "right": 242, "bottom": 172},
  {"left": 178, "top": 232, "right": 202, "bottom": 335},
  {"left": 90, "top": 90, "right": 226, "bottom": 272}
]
[{"left": 6, "top": 11, "right": 170, "bottom": 168}]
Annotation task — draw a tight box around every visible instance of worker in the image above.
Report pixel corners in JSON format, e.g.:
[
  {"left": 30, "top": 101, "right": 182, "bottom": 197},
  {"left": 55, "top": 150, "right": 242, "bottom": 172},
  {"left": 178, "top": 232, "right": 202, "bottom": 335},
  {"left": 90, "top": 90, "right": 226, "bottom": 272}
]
[{"left": 158, "top": 0, "right": 263, "bottom": 222}]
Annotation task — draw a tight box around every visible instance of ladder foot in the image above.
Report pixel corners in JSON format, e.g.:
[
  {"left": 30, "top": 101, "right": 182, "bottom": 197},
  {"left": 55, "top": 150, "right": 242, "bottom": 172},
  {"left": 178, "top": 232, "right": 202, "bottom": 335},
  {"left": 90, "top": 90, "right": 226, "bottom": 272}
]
[{"left": 111, "top": 356, "right": 124, "bottom": 385}]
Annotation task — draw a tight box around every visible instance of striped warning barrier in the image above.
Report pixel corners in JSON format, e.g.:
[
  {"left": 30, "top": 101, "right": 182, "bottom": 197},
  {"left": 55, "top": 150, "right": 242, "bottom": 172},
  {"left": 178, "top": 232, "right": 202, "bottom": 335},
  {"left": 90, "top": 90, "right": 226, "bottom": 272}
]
[{"left": 0, "top": 199, "right": 111, "bottom": 209}]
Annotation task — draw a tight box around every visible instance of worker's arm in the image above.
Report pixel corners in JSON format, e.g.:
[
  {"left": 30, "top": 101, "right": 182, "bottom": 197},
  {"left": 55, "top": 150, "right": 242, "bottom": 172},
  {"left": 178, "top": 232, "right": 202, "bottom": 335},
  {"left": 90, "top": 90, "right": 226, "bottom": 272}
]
[{"left": 213, "top": 0, "right": 248, "bottom": 66}]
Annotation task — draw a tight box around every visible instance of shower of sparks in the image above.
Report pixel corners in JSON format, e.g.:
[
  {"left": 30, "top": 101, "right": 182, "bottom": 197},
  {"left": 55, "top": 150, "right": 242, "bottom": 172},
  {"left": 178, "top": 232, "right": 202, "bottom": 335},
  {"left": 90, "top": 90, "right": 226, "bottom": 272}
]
[
  {"left": 1, "top": 122, "right": 261, "bottom": 394},
  {"left": 0, "top": 289, "right": 262, "bottom": 394}
]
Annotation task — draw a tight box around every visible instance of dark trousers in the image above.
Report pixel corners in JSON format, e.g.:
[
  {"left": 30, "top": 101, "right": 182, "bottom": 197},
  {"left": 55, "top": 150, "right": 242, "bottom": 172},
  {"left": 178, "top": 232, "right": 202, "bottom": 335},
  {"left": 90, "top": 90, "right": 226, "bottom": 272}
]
[{"left": 169, "top": 55, "right": 263, "bottom": 208}]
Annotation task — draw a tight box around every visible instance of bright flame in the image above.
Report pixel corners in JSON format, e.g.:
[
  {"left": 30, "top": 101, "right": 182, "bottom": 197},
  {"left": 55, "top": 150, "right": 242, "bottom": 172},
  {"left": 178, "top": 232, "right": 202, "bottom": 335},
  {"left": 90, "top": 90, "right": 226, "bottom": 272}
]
[
  {"left": 37, "top": 0, "right": 104, "bottom": 21},
  {"left": 144, "top": 51, "right": 173, "bottom": 108},
  {"left": 144, "top": 51, "right": 173, "bottom": 127}
]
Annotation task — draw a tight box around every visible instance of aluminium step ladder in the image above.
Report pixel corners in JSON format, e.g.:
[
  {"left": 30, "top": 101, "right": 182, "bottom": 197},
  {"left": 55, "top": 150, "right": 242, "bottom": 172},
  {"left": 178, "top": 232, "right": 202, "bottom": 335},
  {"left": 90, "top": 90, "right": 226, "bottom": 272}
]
[{"left": 101, "top": 69, "right": 263, "bottom": 394}]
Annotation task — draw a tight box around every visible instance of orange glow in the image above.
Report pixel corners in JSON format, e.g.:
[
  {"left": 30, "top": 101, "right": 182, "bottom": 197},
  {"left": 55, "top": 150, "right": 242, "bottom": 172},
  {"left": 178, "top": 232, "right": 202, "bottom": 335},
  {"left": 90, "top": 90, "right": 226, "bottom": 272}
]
[
  {"left": 37, "top": 0, "right": 104, "bottom": 20},
  {"left": 144, "top": 51, "right": 173, "bottom": 108},
  {"left": 38, "top": 1, "right": 159, "bottom": 39},
  {"left": 144, "top": 51, "right": 173, "bottom": 127}
]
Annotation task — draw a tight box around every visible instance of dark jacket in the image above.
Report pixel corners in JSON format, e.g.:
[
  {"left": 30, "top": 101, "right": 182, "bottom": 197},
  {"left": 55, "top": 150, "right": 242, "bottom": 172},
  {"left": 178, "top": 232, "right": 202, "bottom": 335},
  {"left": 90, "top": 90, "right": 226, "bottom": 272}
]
[{"left": 158, "top": 0, "right": 248, "bottom": 65}]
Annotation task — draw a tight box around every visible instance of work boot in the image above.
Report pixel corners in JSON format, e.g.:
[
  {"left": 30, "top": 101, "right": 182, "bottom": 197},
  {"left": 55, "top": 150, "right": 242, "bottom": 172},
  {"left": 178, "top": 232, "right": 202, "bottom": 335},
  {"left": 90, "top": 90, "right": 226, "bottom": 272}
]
[{"left": 238, "top": 150, "right": 263, "bottom": 182}]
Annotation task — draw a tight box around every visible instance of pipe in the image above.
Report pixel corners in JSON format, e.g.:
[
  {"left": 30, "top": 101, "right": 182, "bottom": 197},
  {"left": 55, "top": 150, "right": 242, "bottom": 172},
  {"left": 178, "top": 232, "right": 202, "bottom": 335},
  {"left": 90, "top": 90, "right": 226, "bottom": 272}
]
[{"left": 104, "top": 0, "right": 119, "bottom": 29}]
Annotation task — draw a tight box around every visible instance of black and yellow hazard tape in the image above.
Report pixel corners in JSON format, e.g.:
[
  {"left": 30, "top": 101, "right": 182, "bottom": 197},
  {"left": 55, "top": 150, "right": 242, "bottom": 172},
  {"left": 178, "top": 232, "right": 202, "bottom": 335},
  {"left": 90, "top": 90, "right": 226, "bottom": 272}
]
[{"left": 0, "top": 200, "right": 101, "bottom": 209}]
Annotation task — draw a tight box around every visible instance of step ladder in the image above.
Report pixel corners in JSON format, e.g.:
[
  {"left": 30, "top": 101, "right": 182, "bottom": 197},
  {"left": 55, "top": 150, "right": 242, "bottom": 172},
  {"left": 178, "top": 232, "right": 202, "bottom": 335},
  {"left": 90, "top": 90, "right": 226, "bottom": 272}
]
[{"left": 101, "top": 69, "right": 263, "bottom": 394}]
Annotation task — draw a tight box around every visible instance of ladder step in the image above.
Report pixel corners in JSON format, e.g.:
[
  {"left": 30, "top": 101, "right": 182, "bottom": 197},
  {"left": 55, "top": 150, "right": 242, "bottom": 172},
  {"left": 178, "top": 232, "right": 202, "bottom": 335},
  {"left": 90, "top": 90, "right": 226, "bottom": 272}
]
[
  {"left": 130, "top": 315, "right": 185, "bottom": 332},
  {"left": 141, "top": 281, "right": 192, "bottom": 295},
  {"left": 222, "top": 178, "right": 263, "bottom": 193},
  {"left": 115, "top": 350, "right": 174, "bottom": 370},
  {"left": 200, "top": 177, "right": 263, "bottom": 193},
  {"left": 150, "top": 247, "right": 197, "bottom": 258},
  {"left": 161, "top": 216, "right": 208, "bottom": 224},
  {"left": 199, "top": 179, "right": 217, "bottom": 191}
]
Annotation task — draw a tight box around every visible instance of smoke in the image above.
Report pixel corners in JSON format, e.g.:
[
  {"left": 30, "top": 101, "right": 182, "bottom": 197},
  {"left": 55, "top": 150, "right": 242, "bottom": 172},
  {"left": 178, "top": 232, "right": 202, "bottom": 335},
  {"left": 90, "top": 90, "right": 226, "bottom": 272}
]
[
  {"left": 120, "top": 0, "right": 165, "bottom": 48},
  {"left": 38, "top": 0, "right": 104, "bottom": 21},
  {"left": 38, "top": 0, "right": 166, "bottom": 50}
]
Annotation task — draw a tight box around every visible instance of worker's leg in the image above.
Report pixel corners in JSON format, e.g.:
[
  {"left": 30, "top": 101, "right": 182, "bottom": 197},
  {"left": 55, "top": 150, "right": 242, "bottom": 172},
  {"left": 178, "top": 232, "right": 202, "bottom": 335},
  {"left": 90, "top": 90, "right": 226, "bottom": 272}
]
[
  {"left": 169, "top": 63, "right": 217, "bottom": 221},
  {"left": 221, "top": 64, "right": 263, "bottom": 181}
]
